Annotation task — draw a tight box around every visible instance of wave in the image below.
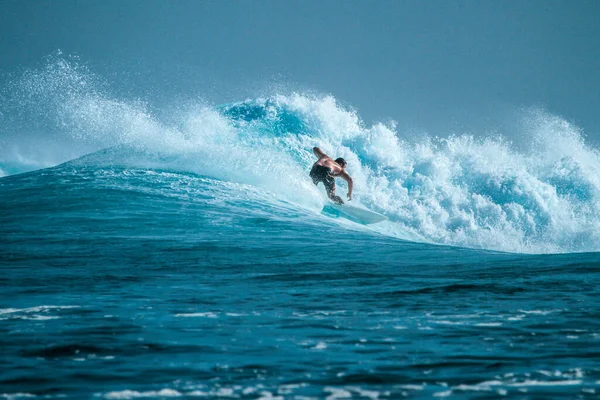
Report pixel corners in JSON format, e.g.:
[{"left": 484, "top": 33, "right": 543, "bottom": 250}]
[{"left": 2, "top": 54, "right": 600, "bottom": 254}]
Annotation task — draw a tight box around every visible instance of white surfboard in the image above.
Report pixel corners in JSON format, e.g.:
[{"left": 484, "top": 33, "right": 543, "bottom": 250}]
[{"left": 322, "top": 203, "right": 388, "bottom": 225}]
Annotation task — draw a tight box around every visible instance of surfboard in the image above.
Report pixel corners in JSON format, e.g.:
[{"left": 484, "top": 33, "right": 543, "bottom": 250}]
[{"left": 322, "top": 203, "right": 388, "bottom": 225}]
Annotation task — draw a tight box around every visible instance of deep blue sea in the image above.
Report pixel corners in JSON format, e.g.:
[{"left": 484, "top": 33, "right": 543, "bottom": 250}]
[{"left": 2, "top": 57, "right": 600, "bottom": 399}]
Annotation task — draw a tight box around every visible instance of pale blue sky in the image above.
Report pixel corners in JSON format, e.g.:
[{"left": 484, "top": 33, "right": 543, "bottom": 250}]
[{"left": 1, "top": 0, "right": 599, "bottom": 137}]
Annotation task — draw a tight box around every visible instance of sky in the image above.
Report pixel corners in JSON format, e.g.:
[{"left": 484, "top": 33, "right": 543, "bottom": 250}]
[{"left": 1, "top": 0, "right": 599, "bottom": 138}]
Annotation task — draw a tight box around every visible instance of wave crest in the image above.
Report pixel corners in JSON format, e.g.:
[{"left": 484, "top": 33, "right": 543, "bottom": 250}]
[{"left": 2, "top": 55, "right": 600, "bottom": 254}]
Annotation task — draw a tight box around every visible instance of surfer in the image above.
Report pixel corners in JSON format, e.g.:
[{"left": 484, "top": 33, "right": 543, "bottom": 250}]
[{"left": 309, "top": 147, "right": 353, "bottom": 205}]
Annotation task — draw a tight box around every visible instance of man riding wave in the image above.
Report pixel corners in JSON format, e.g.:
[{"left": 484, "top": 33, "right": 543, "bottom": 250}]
[{"left": 309, "top": 147, "right": 353, "bottom": 205}]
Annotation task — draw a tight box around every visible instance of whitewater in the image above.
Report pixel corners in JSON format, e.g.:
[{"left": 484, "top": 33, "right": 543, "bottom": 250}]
[{"left": 1, "top": 57, "right": 600, "bottom": 398}]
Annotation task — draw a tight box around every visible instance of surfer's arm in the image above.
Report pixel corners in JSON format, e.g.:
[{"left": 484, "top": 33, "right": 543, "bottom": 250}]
[
  {"left": 312, "top": 147, "right": 327, "bottom": 160},
  {"left": 341, "top": 172, "right": 353, "bottom": 200}
]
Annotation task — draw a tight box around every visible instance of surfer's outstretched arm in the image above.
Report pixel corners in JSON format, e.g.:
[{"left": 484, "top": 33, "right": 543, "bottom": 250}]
[
  {"left": 341, "top": 171, "right": 353, "bottom": 200},
  {"left": 313, "top": 147, "right": 327, "bottom": 160}
]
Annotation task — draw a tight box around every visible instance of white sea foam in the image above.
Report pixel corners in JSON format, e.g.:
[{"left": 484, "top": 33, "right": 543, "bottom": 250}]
[
  {"left": 518, "top": 309, "right": 558, "bottom": 315},
  {"left": 433, "top": 320, "right": 466, "bottom": 325},
  {"left": 346, "top": 387, "right": 380, "bottom": 399},
  {"left": 174, "top": 312, "right": 218, "bottom": 318},
  {"left": 0, "top": 305, "right": 79, "bottom": 321},
  {"left": 397, "top": 385, "right": 424, "bottom": 391},
  {"left": 0, "top": 306, "right": 79, "bottom": 314},
  {"left": 323, "top": 387, "right": 352, "bottom": 399},
  {"left": 422, "top": 373, "right": 593, "bottom": 399},
  {"left": 255, "top": 391, "right": 283, "bottom": 400},
  {"left": 277, "top": 383, "right": 307, "bottom": 395},
  {"left": 4, "top": 55, "right": 600, "bottom": 253},
  {"left": 103, "top": 389, "right": 182, "bottom": 399},
  {"left": 312, "top": 342, "right": 327, "bottom": 350},
  {"left": 508, "top": 379, "right": 582, "bottom": 387}
]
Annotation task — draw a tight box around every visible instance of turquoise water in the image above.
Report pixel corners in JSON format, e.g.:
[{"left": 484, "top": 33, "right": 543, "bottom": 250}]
[
  {"left": 2, "top": 161, "right": 600, "bottom": 399},
  {"left": 2, "top": 58, "right": 600, "bottom": 398}
]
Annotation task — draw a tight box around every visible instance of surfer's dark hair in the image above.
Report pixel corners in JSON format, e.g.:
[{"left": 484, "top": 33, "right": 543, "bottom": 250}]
[{"left": 335, "top": 158, "right": 347, "bottom": 167}]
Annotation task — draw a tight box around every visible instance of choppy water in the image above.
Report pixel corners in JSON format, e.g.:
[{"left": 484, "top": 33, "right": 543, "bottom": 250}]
[{"left": 2, "top": 56, "right": 600, "bottom": 398}]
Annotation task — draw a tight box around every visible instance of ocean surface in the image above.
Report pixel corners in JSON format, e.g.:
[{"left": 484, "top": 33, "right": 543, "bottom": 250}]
[{"left": 2, "top": 58, "right": 600, "bottom": 398}]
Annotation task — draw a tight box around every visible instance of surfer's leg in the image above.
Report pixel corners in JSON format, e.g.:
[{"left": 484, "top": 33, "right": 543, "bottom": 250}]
[
  {"left": 324, "top": 177, "right": 344, "bottom": 204},
  {"left": 329, "top": 194, "right": 344, "bottom": 205}
]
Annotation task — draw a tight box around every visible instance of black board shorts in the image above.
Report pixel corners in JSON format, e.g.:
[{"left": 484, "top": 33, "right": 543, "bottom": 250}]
[{"left": 310, "top": 164, "right": 336, "bottom": 194}]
